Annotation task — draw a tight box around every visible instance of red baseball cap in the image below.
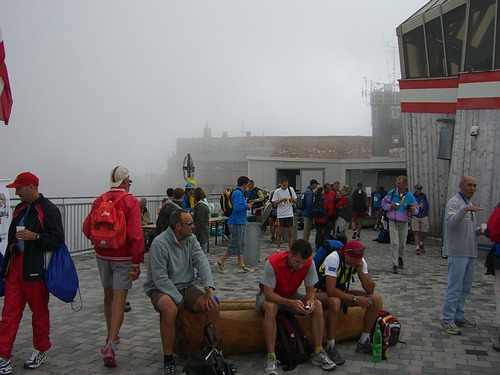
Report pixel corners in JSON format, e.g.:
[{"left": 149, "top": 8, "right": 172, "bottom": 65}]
[
  {"left": 343, "top": 240, "right": 365, "bottom": 259},
  {"left": 6, "top": 172, "right": 39, "bottom": 188}
]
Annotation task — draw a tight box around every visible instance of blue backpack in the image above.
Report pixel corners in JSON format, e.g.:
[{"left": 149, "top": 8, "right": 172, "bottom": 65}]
[
  {"left": 45, "top": 243, "right": 79, "bottom": 303},
  {"left": 313, "top": 239, "right": 345, "bottom": 291}
]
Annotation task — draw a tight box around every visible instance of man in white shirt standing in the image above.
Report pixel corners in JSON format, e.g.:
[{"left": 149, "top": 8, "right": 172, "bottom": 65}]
[{"left": 272, "top": 177, "right": 297, "bottom": 252}]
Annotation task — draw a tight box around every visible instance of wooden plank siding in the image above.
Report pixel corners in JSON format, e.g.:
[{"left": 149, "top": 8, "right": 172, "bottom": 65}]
[{"left": 404, "top": 109, "right": 500, "bottom": 239}]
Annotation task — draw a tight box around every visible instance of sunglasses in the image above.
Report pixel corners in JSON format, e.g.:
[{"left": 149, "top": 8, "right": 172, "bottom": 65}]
[{"left": 347, "top": 247, "right": 365, "bottom": 254}]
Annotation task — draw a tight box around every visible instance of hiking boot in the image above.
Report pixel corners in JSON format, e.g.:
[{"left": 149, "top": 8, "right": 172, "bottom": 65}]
[
  {"left": 455, "top": 318, "right": 477, "bottom": 328},
  {"left": 102, "top": 345, "right": 117, "bottom": 367},
  {"left": 24, "top": 349, "right": 47, "bottom": 369},
  {"left": 264, "top": 356, "right": 279, "bottom": 375},
  {"left": 326, "top": 346, "right": 345, "bottom": 365},
  {"left": 239, "top": 265, "right": 254, "bottom": 273},
  {"left": 420, "top": 245, "right": 426, "bottom": 253},
  {"left": 0, "top": 357, "right": 12, "bottom": 375},
  {"left": 415, "top": 248, "right": 421, "bottom": 255},
  {"left": 493, "top": 340, "right": 500, "bottom": 352},
  {"left": 392, "top": 265, "right": 398, "bottom": 274},
  {"left": 310, "top": 349, "right": 336, "bottom": 370},
  {"left": 398, "top": 257, "right": 404, "bottom": 269},
  {"left": 213, "top": 261, "right": 227, "bottom": 274},
  {"left": 352, "top": 230, "right": 357, "bottom": 240},
  {"left": 355, "top": 339, "right": 372, "bottom": 354},
  {"left": 163, "top": 362, "right": 176, "bottom": 375},
  {"left": 440, "top": 322, "right": 462, "bottom": 335}
]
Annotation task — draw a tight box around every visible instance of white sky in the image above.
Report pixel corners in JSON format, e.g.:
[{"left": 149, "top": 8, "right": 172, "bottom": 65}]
[{"left": 0, "top": 0, "right": 427, "bottom": 196}]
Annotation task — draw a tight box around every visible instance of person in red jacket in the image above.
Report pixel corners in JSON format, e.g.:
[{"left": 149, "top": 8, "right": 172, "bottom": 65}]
[
  {"left": 323, "top": 183, "right": 337, "bottom": 236},
  {"left": 82, "top": 166, "right": 144, "bottom": 368},
  {"left": 485, "top": 201, "right": 500, "bottom": 351},
  {"left": 256, "top": 239, "right": 336, "bottom": 374}
]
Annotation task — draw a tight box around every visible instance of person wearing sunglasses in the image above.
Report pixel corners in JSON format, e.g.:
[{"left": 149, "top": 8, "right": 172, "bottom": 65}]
[{"left": 144, "top": 209, "right": 219, "bottom": 375}]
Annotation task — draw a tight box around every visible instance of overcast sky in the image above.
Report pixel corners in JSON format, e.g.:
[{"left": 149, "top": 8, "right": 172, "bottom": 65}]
[{"left": 0, "top": 0, "right": 427, "bottom": 197}]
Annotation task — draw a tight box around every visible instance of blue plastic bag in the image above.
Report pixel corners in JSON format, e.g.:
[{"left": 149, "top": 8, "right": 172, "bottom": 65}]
[{"left": 45, "top": 244, "right": 79, "bottom": 303}]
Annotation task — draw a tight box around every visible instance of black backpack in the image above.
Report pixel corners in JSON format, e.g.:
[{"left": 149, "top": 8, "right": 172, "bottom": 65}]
[
  {"left": 275, "top": 311, "right": 313, "bottom": 371},
  {"left": 311, "top": 195, "right": 326, "bottom": 217}
]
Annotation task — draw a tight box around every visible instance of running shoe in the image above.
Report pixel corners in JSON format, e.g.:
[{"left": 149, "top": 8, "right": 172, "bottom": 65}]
[
  {"left": 24, "top": 349, "right": 47, "bottom": 369},
  {"left": 239, "top": 265, "right": 254, "bottom": 273},
  {"left": 213, "top": 261, "right": 228, "bottom": 274},
  {"left": 326, "top": 345, "right": 345, "bottom": 365},
  {"left": 439, "top": 322, "right": 462, "bottom": 335},
  {"left": 264, "top": 356, "right": 279, "bottom": 375},
  {"left": 310, "top": 349, "right": 336, "bottom": 370},
  {"left": 0, "top": 357, "right": 12, "bottom": 375}
]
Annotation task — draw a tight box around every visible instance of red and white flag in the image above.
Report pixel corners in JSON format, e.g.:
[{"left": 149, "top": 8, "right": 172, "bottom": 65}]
[{"left": 0, "top": 26, "right": 13, "bottom": 125}]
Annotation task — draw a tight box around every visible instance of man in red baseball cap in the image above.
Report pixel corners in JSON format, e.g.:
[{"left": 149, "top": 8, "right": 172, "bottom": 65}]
[
  {"left": 5, "top": 171, "right": 39, "bottom": 188},
  {"left": 315, "top": 240, "right": 382, "bottom": 363},
  {"left": 0, "top": 172, "right": 64, "bottom": 374}
]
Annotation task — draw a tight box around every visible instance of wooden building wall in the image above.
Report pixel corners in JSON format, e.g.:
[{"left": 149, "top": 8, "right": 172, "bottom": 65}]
[
  {"left": 404, "top": 109, "right": 500, "bottom": 238},
  {"left": 404, "top": 113, "right": 453, "bottom": 237}
]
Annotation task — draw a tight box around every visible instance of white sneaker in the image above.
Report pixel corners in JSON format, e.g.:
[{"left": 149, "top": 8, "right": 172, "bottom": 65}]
[
  {"left": 440, "top": 322, "right": 462, "bottom": 335},
  {"left": 0, "top": 357, "right": 12, "bottom": 375},
  {"left": 310, "top": 349, "right": 336, "bottom": 370},
  {"left": 24, "top": 349, "right": 47, "bottom": 369},
  {"left": 264, "top": 356, "right": 279, "bottom": 375}
]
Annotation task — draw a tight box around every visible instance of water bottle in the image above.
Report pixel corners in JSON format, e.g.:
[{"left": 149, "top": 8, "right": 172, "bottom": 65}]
[{"left": 372, "top": 325, "right": 382, "bottom": 363}]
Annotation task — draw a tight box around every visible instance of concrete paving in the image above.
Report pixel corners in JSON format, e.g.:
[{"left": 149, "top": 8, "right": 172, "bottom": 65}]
[{"left": 1, "top": 228, "right": 500, "bottom": 374}]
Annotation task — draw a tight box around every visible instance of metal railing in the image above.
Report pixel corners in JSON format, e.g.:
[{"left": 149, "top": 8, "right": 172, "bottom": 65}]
[{"left": 9, "top": 194, "right": 221, "bottom": 253}]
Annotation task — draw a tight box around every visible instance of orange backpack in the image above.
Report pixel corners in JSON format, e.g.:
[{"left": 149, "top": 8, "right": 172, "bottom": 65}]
[{"left": 90, "top": 192, "right": 128, "bottom": 249}]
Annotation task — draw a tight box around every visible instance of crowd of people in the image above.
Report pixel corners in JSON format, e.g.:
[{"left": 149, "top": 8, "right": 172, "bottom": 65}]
[{"left": 1, "top": 169, "right": 499, "bottom": 375}]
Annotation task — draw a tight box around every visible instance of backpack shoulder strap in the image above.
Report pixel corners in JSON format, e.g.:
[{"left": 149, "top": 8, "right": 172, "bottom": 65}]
[{"left": 113, "top": 192, "right": 129, "bottom": 205}]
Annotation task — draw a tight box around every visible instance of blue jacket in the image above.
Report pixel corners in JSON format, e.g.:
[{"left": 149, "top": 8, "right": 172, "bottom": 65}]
[
  {"left": 414, "top": 192, "right": 429, "bottom": 218},
  {"left": 228, "top": 187, "right": 248, "bottom": 225},
  {"left": 302, "top": 186, "right": 315, "bottom": 217}
]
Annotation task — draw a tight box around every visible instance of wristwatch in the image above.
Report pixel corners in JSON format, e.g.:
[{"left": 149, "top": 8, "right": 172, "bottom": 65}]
[
  {"left": 352, "top": 295, "right": 357, "bottom": 304},
  {"left": 36, "top": 234, "right": 40, "bottom": 240},
  {"left": 204, "top": 286, "right": 215, "bottom": 291}
]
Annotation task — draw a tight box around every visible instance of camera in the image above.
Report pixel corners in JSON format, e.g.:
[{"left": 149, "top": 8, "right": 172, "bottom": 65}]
[{"left": 470, "top": 125, "right": 479, "bottom": 136}]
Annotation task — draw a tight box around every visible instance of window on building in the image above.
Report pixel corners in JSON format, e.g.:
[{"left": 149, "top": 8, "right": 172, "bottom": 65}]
[
  {"left": 403, "top": 25, "right": 428, "bottom": 78},
  {"left": 464, "top": 0, "right": 495, "bottom": 71},
  {"left": 443, "top": 4, "right": 466, "bottom": 76},
  {"left": 391, "top": 105, "right": 400, "bottom": 119},
  {"left": 426, "top": 16, "right": 447, "bottom": 77}
]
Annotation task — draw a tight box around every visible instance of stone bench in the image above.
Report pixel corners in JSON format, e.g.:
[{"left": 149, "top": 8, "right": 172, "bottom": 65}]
[{"left": 174, "top": 300, "right": 366, "bottom": 357}]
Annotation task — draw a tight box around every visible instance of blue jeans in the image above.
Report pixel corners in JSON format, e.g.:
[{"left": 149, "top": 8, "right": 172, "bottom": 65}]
[{"left": 442, "top": 256, "right": 475, "bottom": 324}]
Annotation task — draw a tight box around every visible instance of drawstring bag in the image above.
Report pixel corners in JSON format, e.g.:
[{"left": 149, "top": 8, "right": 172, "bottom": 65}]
[
  {"left": 183, "top": 322, "right": 236, "bottom": 375},
  {"left": 44, "top": 243, "right": 81, "bottom": 310}
]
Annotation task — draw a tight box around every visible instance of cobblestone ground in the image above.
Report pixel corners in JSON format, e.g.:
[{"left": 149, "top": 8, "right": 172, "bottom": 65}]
[{"left": 1, "top": 228, "right": 499, "bottom": 374}]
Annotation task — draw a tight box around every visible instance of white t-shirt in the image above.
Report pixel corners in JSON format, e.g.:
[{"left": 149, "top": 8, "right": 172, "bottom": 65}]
[
  {"left": 272, "top": 186, "right": 297, "bottom": 218},
  {"left": 321, "top": 251, "right": 368, "bottom": 278}
]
